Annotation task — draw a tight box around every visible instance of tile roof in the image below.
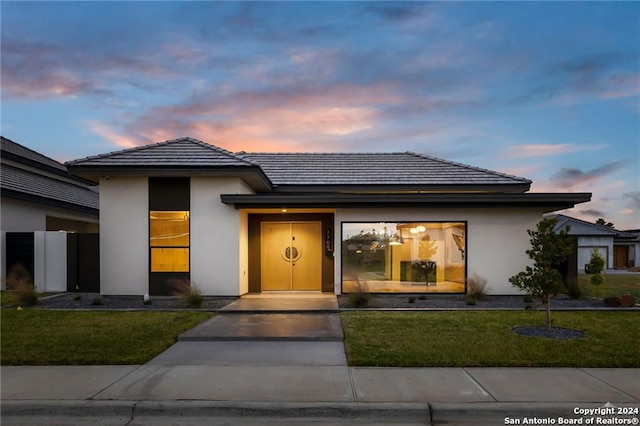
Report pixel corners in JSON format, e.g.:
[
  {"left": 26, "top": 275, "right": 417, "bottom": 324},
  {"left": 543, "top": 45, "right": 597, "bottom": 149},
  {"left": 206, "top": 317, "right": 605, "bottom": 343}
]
[
  {"left": 1, "top": 164, "right": 99, "bottom": 211},
  {"left": 243, "top": 152, "right": 531, "bottom": 189},
  {"left": 66, "top": 137, "right": 531, "bottom": 192},
  {"left": 1, "top": 136, "right": 68, "bottom": 173},
  {"left": 66, "top": 137, "right": 258, "bottom": 168},
  {"left": 551, "top": 214, "right": 636, "bottom": 238}
]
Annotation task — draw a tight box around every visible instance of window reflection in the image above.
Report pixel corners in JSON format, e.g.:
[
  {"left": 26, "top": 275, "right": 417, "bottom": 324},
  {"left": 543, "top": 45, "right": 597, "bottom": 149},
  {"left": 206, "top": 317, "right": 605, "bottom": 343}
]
[
  {"left": 150, "top": 211, "right": 189, "bottom": 272},
  {"left": 342, "top": 222, "right": 465, "bottom": 293}
]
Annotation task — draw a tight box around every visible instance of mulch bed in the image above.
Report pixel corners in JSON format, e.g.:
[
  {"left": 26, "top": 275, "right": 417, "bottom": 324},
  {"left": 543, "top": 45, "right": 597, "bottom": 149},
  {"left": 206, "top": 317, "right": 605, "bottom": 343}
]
[
  {"left": 30, "top": 293, "right": 235, "bottom": 310},
  {"left": 23, "top": 292, "right": 634, "bottom": 310},
  {"left": 337, "top": 294, "right": 617, "bottom": 310},
  {"left": 512, "top": 326, "right": 586, "bottom": 340}
]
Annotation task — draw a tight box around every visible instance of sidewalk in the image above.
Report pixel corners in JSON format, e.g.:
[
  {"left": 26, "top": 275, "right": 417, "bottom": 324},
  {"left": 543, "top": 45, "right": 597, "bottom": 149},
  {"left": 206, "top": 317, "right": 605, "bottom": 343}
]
[{"left": 2, "top": 365, "right": 639, "bottom": 424}]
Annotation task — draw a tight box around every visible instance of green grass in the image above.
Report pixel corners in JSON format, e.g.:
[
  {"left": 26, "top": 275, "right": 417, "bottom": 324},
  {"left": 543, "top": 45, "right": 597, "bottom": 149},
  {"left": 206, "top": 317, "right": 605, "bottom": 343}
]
[
  {"left": 0, "top": 291, "right": 57, "bottom": 307},
  {"left": 341, "top": 311, "right": 640, "bottom": 367},
  {"left": 577, "top": 273, "right": 640, "bottom": 299},
  {"left": 1, "top": 310, "right": 212, "bottom": 365}
]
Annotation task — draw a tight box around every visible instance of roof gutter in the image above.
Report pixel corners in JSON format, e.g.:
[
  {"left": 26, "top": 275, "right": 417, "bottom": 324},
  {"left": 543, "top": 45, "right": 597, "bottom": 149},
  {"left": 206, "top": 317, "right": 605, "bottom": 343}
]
[{"left": 220, "top": 192, "right": 591, "bottom": 212}]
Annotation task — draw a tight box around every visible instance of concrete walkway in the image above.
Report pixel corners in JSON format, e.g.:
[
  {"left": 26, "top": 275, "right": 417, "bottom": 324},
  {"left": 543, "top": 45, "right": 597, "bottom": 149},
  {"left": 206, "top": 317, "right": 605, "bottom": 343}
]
[{"left": 2, "top": 295, "right": 639, "bottom": 424}]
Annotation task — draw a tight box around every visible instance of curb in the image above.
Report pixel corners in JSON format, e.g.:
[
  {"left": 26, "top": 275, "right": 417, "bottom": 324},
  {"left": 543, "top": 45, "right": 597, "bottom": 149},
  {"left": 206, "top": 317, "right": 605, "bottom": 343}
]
[
  {"left": 1, "top": 400, "right": 431, "bottom": 422},
  {"left": 430, "top": 402, "right": 640, "bottom": 424},
  {"left": 4, "top": 400, "right": 639, "bottom": 423}
]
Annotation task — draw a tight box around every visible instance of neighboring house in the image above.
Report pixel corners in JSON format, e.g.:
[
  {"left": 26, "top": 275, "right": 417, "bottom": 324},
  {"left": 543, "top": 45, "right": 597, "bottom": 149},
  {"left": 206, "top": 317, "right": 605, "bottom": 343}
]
[
  {"left": 66, "top": 137, "right": 590, "bottom": 296},
  {"left": 613, "top": 229, "right": 640, "bottom": 269},
  {"left": 1, "top": 136, "right": 100, "bottom": 292},
  {"left": 551, "top": 214, "right": 639, "bottom": 270}
]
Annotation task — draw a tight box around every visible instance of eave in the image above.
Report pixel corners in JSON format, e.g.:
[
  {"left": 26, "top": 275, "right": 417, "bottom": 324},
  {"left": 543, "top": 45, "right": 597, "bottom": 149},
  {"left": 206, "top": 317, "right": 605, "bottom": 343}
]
[
  {"left": 1, "top": 188, "right": 99, "bottom": 216},
  {"left": 67, "top": 165, "right": 273, "bottom": 193},
  {"left": 221, "top": 192, "right": 592, "bottom": 212}
]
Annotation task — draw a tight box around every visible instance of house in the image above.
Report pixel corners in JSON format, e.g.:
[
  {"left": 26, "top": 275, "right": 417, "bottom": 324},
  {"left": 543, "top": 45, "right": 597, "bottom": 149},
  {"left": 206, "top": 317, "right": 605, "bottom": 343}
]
[
  {"left": 615, "top": 230, "right": 640, "bottom": 269},
  {"left": 551, "top": 214, "right": 639, "bottom": 270},
  {"left": 66, "top": 137, "right": 591, "bottom": 296},
  {"left": 1, "top": 136, "right": 100, "bottom": 292}
]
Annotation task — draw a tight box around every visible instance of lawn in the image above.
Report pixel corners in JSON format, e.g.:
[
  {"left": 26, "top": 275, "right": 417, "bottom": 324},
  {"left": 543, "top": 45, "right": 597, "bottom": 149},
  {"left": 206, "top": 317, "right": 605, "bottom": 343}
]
[
  {"left": 0, "top": 291, "right": 57, "bottom": 307},
  {"left": 577, "top": 273, "right": 640, "bottom": 299},
  {"left": 341, "top": 311, "right": 640, "bottom": 368},
  {"left": 1, "top": 310, "right": 212, "bottom": 365}
]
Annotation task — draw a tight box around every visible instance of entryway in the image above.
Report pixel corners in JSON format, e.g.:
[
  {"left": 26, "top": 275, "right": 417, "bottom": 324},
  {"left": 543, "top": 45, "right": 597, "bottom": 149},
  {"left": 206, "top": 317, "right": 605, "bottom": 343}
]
[
  {"left": 614, "top": 245, "right": 629, "bottom": 268},
  {"left": 261, "top": 222, "right": 322, "bottom": 291},
  {"left": 221, "top": 293, "right": 338, "bottom": 312}
]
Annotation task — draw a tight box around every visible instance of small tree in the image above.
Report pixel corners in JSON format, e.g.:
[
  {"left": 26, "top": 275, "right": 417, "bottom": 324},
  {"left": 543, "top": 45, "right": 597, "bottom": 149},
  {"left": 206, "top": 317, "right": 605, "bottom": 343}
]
[
  {"left": 588, "top": 249, "right": 606, "bottom": 296},
  {"left": 509, "top": 218, "right": 573, "bottom": 330}
]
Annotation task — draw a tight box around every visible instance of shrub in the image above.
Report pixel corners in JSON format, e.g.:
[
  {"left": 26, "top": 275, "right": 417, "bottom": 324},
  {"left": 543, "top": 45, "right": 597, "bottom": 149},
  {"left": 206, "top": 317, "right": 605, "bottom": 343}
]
[
  {"left": 16, "top": 282, "right": 38, "bottom": 306},
  {"left": 408, "top": 296, "right": 416, "bottom": 303},
  {"left": 172, "top": 279, "right": 204, "bottom": 308},
  {"left": 465, "top": 295, "right": 477, "bottom": 305},
  {"left": 72, "top": 294, "right": 82, "bottom": 301},
  {"left": 346, "top": 280, "right": 374, "bottom": 308},
  {"left": 565, "top": 281, "right": 583, "bottom": 300},
  {"left": 466, "top": 273, "right": 488, "bottom": 300},
  {"left": 5, "top": 263, "right": 31, "bottom": 291},
  {"left": 91, "top": 296, "right": 103, "bottom": 305},
  {"left": 522, "top": 294, "right": 534, "bottom": 303},
  {"left": 418, "top": 295, "right": 426, "bottom": 300},
  {"left": 588, "top": 249, "right": 606, "bottom": 275}
]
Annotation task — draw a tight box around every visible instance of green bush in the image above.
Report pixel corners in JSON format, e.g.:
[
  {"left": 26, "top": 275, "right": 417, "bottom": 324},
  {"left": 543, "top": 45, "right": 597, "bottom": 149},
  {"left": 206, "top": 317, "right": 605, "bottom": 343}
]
[
  {"left": 588, "top": 249, "right": 606, "bottom": 275},
  {"left": 16, "top": 283, "right": 38, "bottom": 306}
]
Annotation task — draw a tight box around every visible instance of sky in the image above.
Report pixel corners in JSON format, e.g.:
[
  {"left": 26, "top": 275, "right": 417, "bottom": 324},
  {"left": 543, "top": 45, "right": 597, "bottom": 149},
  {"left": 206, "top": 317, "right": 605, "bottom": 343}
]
[{"left": 1, "top": 1, "right": 639, "bottom": 229}]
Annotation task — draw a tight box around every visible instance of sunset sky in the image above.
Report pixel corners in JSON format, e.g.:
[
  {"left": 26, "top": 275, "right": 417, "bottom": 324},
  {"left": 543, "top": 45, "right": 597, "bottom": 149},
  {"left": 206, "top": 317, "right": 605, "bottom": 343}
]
[{"left": 1, "top": 2, "right": 638, "bottom": 229}]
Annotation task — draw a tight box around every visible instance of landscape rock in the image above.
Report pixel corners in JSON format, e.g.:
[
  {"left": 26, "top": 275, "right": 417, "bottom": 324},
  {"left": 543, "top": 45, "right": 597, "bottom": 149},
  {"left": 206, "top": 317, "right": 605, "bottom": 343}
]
[{"left": 603, "top": 294, "right": 636, "bottom": 308}]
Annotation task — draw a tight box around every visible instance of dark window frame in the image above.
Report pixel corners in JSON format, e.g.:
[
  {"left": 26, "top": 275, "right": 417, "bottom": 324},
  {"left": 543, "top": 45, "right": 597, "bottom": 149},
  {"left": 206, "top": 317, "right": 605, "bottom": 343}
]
[{"left": 340, "top": 220, "right": 468, "bottom": 294}]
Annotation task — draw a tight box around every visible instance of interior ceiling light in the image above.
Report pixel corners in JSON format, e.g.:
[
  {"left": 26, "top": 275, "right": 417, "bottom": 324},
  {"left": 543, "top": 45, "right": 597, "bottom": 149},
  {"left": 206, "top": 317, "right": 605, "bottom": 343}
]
[{"left": 416, "top": 225, "right": 426, "bottom": 232}]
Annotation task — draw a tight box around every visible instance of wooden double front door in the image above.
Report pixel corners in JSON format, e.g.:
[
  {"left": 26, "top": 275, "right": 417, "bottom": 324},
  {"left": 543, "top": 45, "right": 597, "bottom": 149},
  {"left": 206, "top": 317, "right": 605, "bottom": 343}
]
[{"left": 261, "top": 222, "right": 322, "bottom": 291}]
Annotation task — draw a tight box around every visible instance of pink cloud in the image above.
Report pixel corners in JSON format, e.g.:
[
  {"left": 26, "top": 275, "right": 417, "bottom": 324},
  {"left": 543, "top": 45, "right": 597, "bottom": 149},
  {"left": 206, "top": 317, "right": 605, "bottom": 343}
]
[
  {"left": 601, "top": 74, "right": 640, "bottom": 99},
  {"left": 89, "top": 122, "right": 138, "bottom": 149},
  {"left": 90, "top": 82, "right": 402, "bottom": 152},
  {"left": 504, "top": 144, "right": 573, "bottom": 159},
  {"left": 503, "top": 143, "right": 606, "bottom": 159}
]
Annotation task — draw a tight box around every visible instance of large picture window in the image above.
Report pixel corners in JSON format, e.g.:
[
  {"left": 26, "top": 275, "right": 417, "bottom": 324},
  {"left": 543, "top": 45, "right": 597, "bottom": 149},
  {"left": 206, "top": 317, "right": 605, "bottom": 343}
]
[
  {"left": 150, "top": 211, "right": 189, "bottom": 272},
  {"left": 342, "top": 222, "right": 466, "bottom": 293}
]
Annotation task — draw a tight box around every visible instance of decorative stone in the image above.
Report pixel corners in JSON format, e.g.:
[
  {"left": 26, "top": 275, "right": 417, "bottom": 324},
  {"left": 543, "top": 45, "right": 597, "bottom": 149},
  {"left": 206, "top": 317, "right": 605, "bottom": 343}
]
[{"left": 603, "top": 294, "right": 636, "bottom": 308}]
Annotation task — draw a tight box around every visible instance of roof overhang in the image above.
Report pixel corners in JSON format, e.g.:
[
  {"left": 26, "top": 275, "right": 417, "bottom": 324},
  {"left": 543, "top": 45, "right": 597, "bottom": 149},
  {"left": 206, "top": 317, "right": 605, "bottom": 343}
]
[
  {"left": 221, "top": 192, "right": 591, "bottom": 212},
  {"left": 1, "top": 188, "right": 99, "bottom": 216},
  {"left": 67, "top": 165, "right": 273, "bottom": 192}
]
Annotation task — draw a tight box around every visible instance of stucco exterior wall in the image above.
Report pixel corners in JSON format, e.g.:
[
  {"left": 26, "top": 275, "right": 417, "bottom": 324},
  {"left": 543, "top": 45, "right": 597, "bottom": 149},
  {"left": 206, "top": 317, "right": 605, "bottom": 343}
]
[
  {"left": 0, "top": 197, "right": 98, "bottom": 232},
  {"left": 100, "top": 177, "right": 148, "bottom": 295},
  {"left": 334, "top": 207, "right": 543, "bottom": 295},
  {"left": 1, "top": 198, "right": 47, "bottom": 231},
  {"left": 190, "top": 177, "right": 254, "bottom": 296}
]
